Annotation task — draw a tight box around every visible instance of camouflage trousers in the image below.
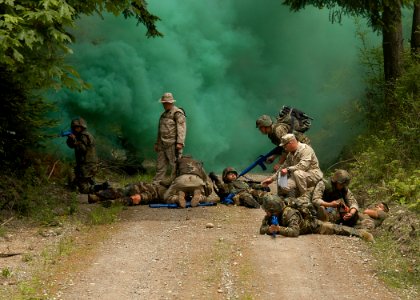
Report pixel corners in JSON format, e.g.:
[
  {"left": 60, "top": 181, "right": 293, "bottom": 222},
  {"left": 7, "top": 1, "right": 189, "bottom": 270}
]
[
  {"left": 153, "top": 144, "right": 181, "bottom": 182},
  {"left": 308, "top": 220, "right": 369, "bottom": 240},
  {"left": 164, "top": 174, "right": 206, "bottom": 204},
  {"left": 94, "top": 182, "right": 168, "bottom": 205},
  {"left": 314, "top": 206, "right": 359, "bottom": 227},
  {"left": 278, "top": 170, "right": 322, "bottom": 197},
  {"left": 232, "top": 189, "right": 267, "bottom": 208},
  {"left": 74, "top": 163, "right": 98, "bottom": 194}
]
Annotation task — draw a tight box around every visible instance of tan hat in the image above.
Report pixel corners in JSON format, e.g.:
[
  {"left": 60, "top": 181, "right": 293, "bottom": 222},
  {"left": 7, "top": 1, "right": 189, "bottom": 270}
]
[
  {"left": 159, "top": 92, "right": 176, "bottom": 103},
  {"left": 279, "top": 133, "right": 296, "bottom": 146}
]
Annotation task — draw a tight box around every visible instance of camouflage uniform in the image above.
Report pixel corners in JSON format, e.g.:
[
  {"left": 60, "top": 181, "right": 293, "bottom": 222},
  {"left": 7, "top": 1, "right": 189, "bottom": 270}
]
[
  {"left": 210, "top": 167, "right": 266, "bottom": 208},
  {"left": 66, "top": 118, "right": 98, "bottom": 194},
  {"left": 355, "top": 208, "right": 388, "bottom": 230},
  {"left": 259, "top": 195, "right": 373, "bottom": 242},
  {"left": 312, "top": 177, "right": 359, "bottom": 227},
  {"left": 256, "top": 115, "right": 311, "bottom": 161},
  {"left": 90, "top": 181, "right": 169, "bottom": 206},
  {"left": 154, "top": 93, "right": 186, "bottom": 182},
  {"left": 276, "top": 138, "right": 323, "bottom": 197},
  {"left": 163, "top": 156, "right": 212, "bottom": 208}
]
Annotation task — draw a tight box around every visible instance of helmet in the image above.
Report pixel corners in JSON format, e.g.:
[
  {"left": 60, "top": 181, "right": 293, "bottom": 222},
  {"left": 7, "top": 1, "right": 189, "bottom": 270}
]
[
  {"left": 256, "top": 115, "right": 273, "bottom": 128},
  {"left": 222, "top": 167, "right": 238, "bottom": 183},
  {"left": 261, "top": 194, "right": 286, "bottom": 213},
  {"left": 331, "top": 169, "right": 351, "bottom": 185},
  {"left": 70, "top": 117, "right": 87, "bottom": 130}
]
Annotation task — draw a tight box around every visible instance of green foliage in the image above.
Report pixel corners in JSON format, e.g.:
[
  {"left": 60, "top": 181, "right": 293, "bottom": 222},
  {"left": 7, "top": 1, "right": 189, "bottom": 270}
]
[
  {"left": 387, "top": 171, "right": 420, "bottom": 210},
  {"left": 2, "top": 267, "right": 12, "bottom": 278},
  {"left": 372, "top": 230, "right": 420, "bottom": 294},
  {"left": 0, "top": 0, "right": 162, "bottom": 173},
  {"left": 87, "top": 204, "right": 123, "bottom": 225},
  {"left": 0, "top": 225, "right": 6, "bottom": 237},
  {"left": 0, "top": 161, "right": 79, "bottom": 223}
]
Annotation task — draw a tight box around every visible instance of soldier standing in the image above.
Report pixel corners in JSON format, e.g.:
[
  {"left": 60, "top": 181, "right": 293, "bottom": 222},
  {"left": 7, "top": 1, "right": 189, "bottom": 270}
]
[
  {"left": 66, "top": 117, "right": 107, "bottom": 194},
  {"left": 153, "top": 92, "right": 186, "bottom": 182}
]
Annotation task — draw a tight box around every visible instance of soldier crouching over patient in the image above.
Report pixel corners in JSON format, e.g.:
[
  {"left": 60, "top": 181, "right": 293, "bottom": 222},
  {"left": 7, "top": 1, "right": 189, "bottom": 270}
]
[{"left": 259, "top": 194, "right": 374, "bottom": 242}]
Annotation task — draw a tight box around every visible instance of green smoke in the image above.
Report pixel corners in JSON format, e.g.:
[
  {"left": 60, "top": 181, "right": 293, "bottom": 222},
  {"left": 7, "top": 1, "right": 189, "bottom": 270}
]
[{"left": 56, "top": 0, "right": 369, "bottom": 173}]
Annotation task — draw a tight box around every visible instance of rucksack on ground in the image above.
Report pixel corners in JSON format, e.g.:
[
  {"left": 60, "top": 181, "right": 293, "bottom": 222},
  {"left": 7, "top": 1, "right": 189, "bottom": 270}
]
[{"left": 276, "top": 105, "right": 313, "bottom": 133}]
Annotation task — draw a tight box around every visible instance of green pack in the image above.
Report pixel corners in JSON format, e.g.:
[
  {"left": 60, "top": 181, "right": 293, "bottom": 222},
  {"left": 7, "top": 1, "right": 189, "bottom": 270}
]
[{"left": 277, "top": 106, "right": 313, "bottom": 133}]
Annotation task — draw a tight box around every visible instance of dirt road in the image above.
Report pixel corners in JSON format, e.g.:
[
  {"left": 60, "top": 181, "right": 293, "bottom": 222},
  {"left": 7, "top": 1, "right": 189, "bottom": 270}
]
[{"left": 52, "top": 203, "right": 399, "bottom": 300}]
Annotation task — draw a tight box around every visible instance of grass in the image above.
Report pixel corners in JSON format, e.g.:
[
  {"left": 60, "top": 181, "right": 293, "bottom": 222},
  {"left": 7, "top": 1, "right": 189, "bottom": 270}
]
[
  {"left": 87, "top": 204, "right": 124, "bottom": 225},
  {"left": 371, "top": 231, "right": 419, "bottom": 298},
  {"left": 2, "top": 268, "right": 12, "bottom": 278},
  {"left": 0, "top": 226, "right": 6, "bottom": 238}
]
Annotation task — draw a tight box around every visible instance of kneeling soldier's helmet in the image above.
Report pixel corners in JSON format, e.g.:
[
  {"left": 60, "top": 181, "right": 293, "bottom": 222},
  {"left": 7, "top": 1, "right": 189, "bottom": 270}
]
[
  {"left": 331, "top": 169, "right": 351, "bottom": 186},
  {"left": 256, "top": 115, "right": 273, "bottom": 128},
  {"left": 262, "top": 195, "right": 286, "bottom": 214},
  {"left": 222, "top": 167, "right": 238, "bottom": 183}
]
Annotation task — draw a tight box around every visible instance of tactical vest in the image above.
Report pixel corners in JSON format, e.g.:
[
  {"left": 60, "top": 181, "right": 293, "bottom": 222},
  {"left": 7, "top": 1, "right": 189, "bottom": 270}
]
[
  {"left": 322, "top": 179, "right": 348, "bottom": 202},
  {"left": 158, "top": 106, "right": 185, "bottom": 145},
  {"left": 268, "top": 123, "right": 310, "bottom": 146}
]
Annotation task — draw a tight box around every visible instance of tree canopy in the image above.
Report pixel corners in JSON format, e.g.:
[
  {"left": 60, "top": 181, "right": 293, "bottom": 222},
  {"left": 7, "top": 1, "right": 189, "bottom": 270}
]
[{"left": 0, "top": 0, "right": 162, "bottom": 169}]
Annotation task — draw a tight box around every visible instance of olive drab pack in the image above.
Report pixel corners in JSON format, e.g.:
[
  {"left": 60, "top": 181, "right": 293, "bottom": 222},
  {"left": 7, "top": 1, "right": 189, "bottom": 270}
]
[
  {"left": 276, "top": 106, "right": 313, "bottom": 133},
  {"left": 176, "top": 155, "right": 205, "bottom": 178}
]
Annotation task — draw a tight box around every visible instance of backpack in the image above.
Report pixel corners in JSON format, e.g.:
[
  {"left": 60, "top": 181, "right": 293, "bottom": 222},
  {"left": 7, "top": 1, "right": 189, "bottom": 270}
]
[{"left": 276, "top": 105, "right": 313, "bottom": 133}]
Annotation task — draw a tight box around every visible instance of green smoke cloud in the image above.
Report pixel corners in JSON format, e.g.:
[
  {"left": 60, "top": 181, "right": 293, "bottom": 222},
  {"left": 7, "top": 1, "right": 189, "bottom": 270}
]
[{"left": 56, "top": 0, "right": 369, "bottom": 173}]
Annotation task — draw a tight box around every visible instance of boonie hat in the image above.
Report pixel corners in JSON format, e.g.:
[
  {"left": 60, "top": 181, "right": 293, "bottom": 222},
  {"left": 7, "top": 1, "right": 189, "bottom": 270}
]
[
  {"left": 159, "top": 92, "right": 176, "bottom": 103},
  {"left": 279, "top": 133, "right": 296, "bottom": 147}
]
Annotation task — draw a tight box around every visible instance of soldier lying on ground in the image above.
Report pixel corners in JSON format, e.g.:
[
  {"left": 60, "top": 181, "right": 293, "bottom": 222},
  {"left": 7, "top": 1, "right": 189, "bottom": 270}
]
[
  {"left": 209, "top": 167, "right": 269, "bottom": 208},
  {"left": 163, "top": 155, "right": 213, "bottom": 208},
  {"left": 355, "top": 202, "right": 389, "bottom": 230},
  {"left": 259, "top": 194, "right": 374, "bottom": 242},
  {"left": 88, "top": 180, "right": 169, "bottom": 206}
]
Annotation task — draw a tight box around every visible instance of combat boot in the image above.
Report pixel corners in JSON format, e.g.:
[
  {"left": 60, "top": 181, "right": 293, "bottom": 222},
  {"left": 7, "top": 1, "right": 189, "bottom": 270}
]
[
  {"left": 88, "top": 194, "right": 100, "bottom": 204},
  {"left": 357, "top": 229, "right": 375, "bottom": 243},
  {"left": 178, "top": 191, "right": 186, "bottom": 208},
  {"left": 191, "top": 189, "right": 201, "bottom": 207}
]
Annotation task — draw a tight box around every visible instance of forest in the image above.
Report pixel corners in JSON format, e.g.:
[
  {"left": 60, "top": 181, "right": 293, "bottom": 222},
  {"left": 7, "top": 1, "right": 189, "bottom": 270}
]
[{"left": 0, "top": 0, "right": 419, "bottom": 295}]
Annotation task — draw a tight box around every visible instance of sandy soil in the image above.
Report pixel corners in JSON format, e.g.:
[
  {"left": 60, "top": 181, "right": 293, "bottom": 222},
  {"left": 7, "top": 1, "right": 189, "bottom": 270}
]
[
  {"left": 47, "top": 204, "right": 399, "bottom": 300},
  {"left": 0, "top": 178, "right": 402, "bottom": 300}
]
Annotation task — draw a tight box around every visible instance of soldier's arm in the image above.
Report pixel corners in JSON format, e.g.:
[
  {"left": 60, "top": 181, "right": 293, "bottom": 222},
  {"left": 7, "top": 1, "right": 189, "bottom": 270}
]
[
  {"left": 344, "top": 188, "right": 359, "bottom": 212},
  {"left": 287, "top": 147, "right": 312, "bottom": 172},
  {"left": 66, "top": 136, "right": 76, "bottom": 148},
  {"left": 277, "top": 213, "right": 300, "bottom": 237},
  {"left": 259, "top": 216, "right": 270, "bottom": 235},
  {"left": 311, "top": 181, "right": 326, "bottom": 206},
  {"left": 174, "top": 111, "right": 186, "bottom": 146}
]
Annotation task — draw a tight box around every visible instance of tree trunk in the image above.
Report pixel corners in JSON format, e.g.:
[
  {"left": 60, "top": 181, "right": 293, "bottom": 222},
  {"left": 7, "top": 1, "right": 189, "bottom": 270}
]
[
  {"left": 382, "top": 2, "right": 404, "bottom": 82},
  {"left": 412, "top": 1, "right": 420, "bottom": 56},
  {"left": 381, "top": 2, "right": 403, "bottom": 128}
]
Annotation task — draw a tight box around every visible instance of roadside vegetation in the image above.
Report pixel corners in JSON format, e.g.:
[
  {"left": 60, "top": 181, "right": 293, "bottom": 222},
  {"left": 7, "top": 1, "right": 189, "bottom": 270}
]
[
  {"left": 337, "top": 38, "right": 419, "bottom": 296},
  {"left": 0, "top": 1, "right": 419, "bottom": 299}
]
